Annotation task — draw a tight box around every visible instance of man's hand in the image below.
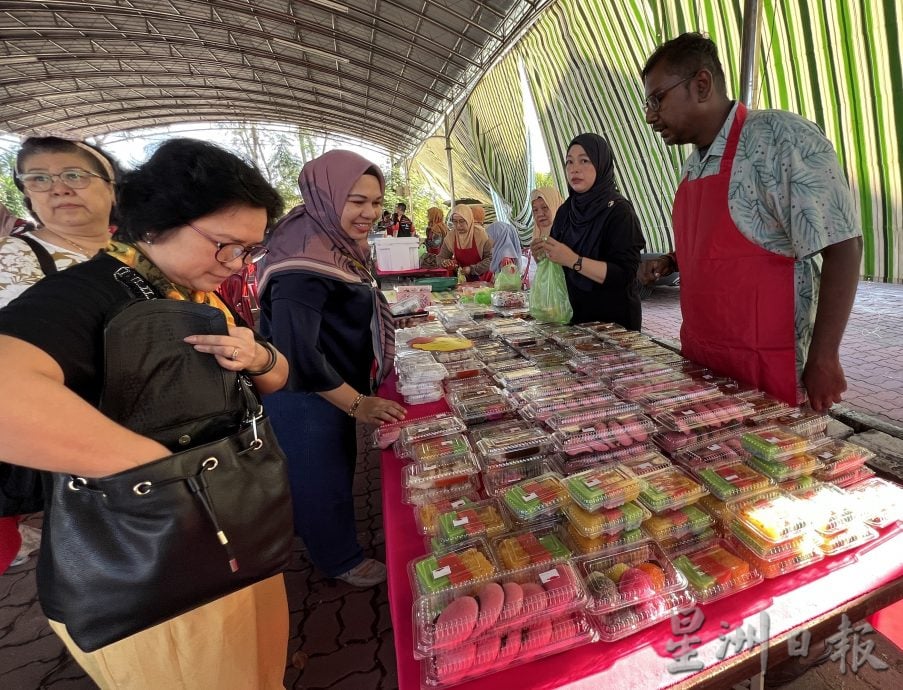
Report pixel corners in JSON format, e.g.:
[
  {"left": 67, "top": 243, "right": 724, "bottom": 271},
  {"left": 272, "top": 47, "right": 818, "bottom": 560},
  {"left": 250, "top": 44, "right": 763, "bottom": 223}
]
[
  {"left": 638, "top": 256, "right": 673, "bottom": 285},
  {"left": 802, "top": 353, "right": 847, "bottom": 412}
]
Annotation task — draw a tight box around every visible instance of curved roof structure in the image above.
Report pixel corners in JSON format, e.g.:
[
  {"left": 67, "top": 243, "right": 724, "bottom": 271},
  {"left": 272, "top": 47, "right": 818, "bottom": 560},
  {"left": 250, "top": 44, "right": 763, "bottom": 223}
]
[{"left": 0, "top": 0, "right": 550, "bottom": 154}]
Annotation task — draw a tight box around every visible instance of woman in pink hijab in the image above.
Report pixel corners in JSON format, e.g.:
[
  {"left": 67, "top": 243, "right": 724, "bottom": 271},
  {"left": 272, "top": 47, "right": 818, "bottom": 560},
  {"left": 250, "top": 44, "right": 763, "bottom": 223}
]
[{"left": 258, "top": 150, "right": 406, "bottom": 588}]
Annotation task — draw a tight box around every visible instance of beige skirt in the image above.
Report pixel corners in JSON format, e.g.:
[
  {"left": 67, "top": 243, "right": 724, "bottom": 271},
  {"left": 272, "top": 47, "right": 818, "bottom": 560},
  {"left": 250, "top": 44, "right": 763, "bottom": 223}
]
[{"left": 48, "top": 574, "right": 288, "bottom": 690}]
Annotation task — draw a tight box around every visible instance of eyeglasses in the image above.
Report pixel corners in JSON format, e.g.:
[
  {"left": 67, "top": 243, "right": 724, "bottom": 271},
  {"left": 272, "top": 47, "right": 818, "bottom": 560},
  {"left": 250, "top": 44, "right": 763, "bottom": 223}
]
[
  {"left": 16, "top": 168, "right": 111, "bottom": 192},
  {"left": 187, "top": 222, "right": 269, "bottom": 265},
  {"left": 643, "top": 73, "right": 697, "bottom": 113}
]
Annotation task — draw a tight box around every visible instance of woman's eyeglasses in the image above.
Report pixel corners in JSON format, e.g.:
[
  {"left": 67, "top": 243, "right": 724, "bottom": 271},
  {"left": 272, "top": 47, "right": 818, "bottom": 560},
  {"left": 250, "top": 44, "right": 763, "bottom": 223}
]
[
  {"left": 16, "top": 168, "right": 111, "bottom": 192},
  {"left": 187, "top": 222, "right": 269, "bottom": 265},
  {"left": 643, "top": 73, "right": 697, "bottom": 113}
]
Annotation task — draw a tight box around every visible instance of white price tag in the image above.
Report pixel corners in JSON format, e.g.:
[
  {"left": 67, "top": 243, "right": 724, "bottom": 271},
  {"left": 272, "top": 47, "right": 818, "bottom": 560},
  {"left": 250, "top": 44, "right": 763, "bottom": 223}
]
[
  {"left": 724, "top": 474, "right": 740, "bottom": 482},
  {"left": 432, "top": 565, "right": 452, "bottom": 579},
  {"left": 581, "top": 427, "right": 594, "bottom": 434},
  {"left": 452, "top": 517, "right": 469, "bottom": 527},
  {"left": 634, "top": 463, "right": 652, "bottom": 471},
  {"left": 450, "top": 499, "right": 467, "bottom": 508},
  {"left": 707, "top": 444, "right": 722, "bottom": 451},
  {"left": 521, "top": 492, "right": 538, "bottom": 502},
  {"left": 819, "top": 451, "right": 834, "bottom": 460},
  {"left": 538, "top": 568, "right": 560, "bottom": 584},
  {"left": 682, "top": 409, "right": 697, "bottom": 416},
  {"left": 584, "top": 478, "right": 601, "bottom": 488},
  {"left": 441, "top": 440, "right": 452, "bottom": 445},
  {"left": 766, "top": 436, "right": 781, "bottom": 443},
  {"left": 790, "top": 412, "right": 802, "bottom": 419}
]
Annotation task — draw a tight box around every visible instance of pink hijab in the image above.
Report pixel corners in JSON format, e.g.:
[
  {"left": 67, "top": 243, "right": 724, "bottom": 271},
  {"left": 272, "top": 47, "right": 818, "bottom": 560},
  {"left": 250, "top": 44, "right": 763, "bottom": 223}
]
[{"left": 259, "top": 150, "right": 395, "bottom": 384}]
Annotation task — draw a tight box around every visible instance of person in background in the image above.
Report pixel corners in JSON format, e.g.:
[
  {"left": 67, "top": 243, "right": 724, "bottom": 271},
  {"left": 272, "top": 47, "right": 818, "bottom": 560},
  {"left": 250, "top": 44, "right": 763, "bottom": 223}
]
[
  {"left": 526, "top": 187, "right": 565, "bottom": 285},
  {"left": 469, "top": 204, "right": 487, "bottom": 233},
  {"left": 532, "top": 134, "right": 645, "bottom": 329},
  {"left": 376, "top": 210, "right": 393, "bottom": 234},
  {"left": 258, "top": 150, "right": 406, "bottom": 588},
  {"left": 0, "top": 137, "right": 121, "bottom": 576},
  {"left": 485, "top": 221, "right": 523, "bottom": 279},
  {"left": 438, "top": 204, "right": 493, "bottom": 281},
  {"left": 0, "top": 138, "right": 289, "bottom": 688},
  {"left": 0, "top": 200, "right": 21, "bottom": 236},
  {"left": 638, "top": 32, "right": 862, "bottom": 411},
  {"left": 420, "top": 206, "right": 447, "bottom": 268},
  {"left": 395, "top": 202, "right": 414, "bottom": 237}
]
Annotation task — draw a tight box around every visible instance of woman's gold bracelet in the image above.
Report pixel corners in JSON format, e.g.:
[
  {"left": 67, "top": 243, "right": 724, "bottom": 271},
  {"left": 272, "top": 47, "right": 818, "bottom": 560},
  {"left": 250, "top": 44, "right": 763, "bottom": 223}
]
[{"left": 348, "top": 393, "right": 366, "bottom": 418}]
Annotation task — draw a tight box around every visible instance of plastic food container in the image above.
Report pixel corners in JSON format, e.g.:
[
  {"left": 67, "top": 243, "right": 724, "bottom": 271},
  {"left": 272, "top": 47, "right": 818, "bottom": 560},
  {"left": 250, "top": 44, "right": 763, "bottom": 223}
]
[
  {"left": 455, "top": 324, "right": 493, "bottom": 341},
  {"left": 473, "top": 344, "right": 519, "bottom": 364},
  {"left": 787, "top": 481, "right": 859, "bottom": 535},
  {"left": 415, "top": 494, "right": 482, "bottom": 536},
  {"left": 563, "top": 466, "right": 642, "bottom": 512},
  {"left": 652, "top": 395, "right": 753, "bottom": 433},
  {"left": 727, "top": 488, "right": 811, "bottom": 542},
  {"left": 467, "top": 417, "right": 534, "bottom": 445},
  {"left": 578, "top": 540, "right": 688, "bottom": 615},
  {"left": 657, "top": 527, "right": 719, "bottom": 555},
  {"left": 373, "top": 412, "right": 462, "bottom": 450},
  {"left": 844, "top": 477, "right": 903, "bottom": 527},
  {"left": 636, "top": 467, "right": 708, "bottom": 514},
  {"left": 501, "top": 472, "right": 568, "bottom": 523},
  {"left": 441, "top": 358, "right": 487, "bottom": 380},
  {"left": 490, "top": 290, "right": 527, "bottom": 309},
  {"left": 409, "top": 434, "right": 475, "bottom": 468},
  {"left": 728, "top": 519, "right": 810, "bottom": 561},
  {"left": 544, "top": 402, "right": 644, "bottom": 431},
  {"left": 443, "top": 374, "right": 496, "bottom": 395},
  {"left": 672, "top": 436, "right": 748, "bottom": 470},
  {"left": 828, "top": 465, "right": 876, "bottom": 488},
  {"left": 633, "top": 381, "right": 720, "bottom": 413},
  {"left": 811, "top": 440, "right": 874, "bottom": 480},
  {"left": 563, "top": 500, "right": 651, "bottom": 539},
  {"left": 592, "top": 588, "right": 696, "bottom": 642},
  {"left": 411, "top": 538, "right": 499, "bottom": 595},
  {"left": 435, "top": 498, "right": 511, "bottom": 547},
  {"left": 403, "top": 455, "right": 481, "bottom": 493},
  {"left": 420, "top": 610, "right": 597, "bottom": 687},
  {"left": 552, "top": 444, "right": 665, "bottom": 476},
  {"left": 494, "top": 367, "right": 575, "bottom": 392},
  {"left": 475, "top": 426, "right": 552, "bottom": 463},
  {"left": 552, "top": 413, "right": 657, "bottom": 456},
  {"left": 642, "top": 504, "right": 714, "bottom": 541},
  {"left": 670, "top": 538, "right": 762, "bottom": 603},
  {"left": 403, "top": 474, "right": 481, "bottom": 506},
  {"left": 445, "top": 384, "right": 505, "bottom": 407},
  {"left": 652, "top": 421, "right": 744, "bottom": 455},
  {"left": 491, "top": 523, "right": 574, "bottom": 571},
  {"left": 450, "top": 392, "right": 517, "bottom": 425},
  {"left": 742, "top": 392, "right": 794, "bottom": 424},
  {"left": 611, "top": 371, "right": 693, "bottom": 400},
  {"left": 741, "top": 429, "right": 818, "bottom": 461},
  {"left": 519, "top": 391, "right": 619, "bottom": 423},
  {"left": 566, "top": 523, "right": 648, "bottom": 555},
  {"left": 770, "top": 408, "right": 830, "bottom": 438},
  {"left": 817, "top": 523, "right": 879, "bottom": 556},
  {"left": 747, "top": 452, "right": 822, "bottom": 482},
  {"left": 728, "top": 537, "right": 824, "bottom": 579},
  {"left": 481, "top": 456, "right": 553, "bottom": 498},
  {"left": 694, "top": 461, "right": 773, "bottom": 500},
  {"left": 712, "top": 378, "right": 758, "bottom": 397}
]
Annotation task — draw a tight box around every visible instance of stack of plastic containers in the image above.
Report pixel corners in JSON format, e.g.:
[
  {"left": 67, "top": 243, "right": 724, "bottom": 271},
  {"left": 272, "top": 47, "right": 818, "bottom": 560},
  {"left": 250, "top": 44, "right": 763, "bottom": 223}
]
[
  {"left": 810, "top": 439, "right": 877, "bottom": 487},
  {"left": 399, "top": 416, "right": 481, "bottom": 507},
  {"left": 634, "top": 466, "right": 712, "bottom": 553},
  {"left": 670, "top": 538, "right": 762, "bottom": 603},
  {"left": 502, "top": 472, "right": 570, "bottom": 526},
  {"left": 473, "top": 421, "right": 554, "bottom": 498},
  {"left": 787, "top": 481, "right": 878, "bottom": 555},
  {"left": 845, "top": 477, "right": 903, "bottom": 527},
  {"left": 724, "top": 488, "right": 824, "bottom": 578},
  {"left": 395, "top": 350, "right": 448, "bottom": 404},
  {"left": 769, "top": 408, "right": 830, "bottom": 438},
  {"left": 741, "top": 428, "right": 824, "bottom": 483}
]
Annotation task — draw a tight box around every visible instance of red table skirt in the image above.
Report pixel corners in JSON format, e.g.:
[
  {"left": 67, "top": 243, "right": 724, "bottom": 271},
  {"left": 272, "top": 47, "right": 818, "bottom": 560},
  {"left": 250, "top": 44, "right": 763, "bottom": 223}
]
[{"left": 378, "top": 372, "right": 903, "bottom": 689}]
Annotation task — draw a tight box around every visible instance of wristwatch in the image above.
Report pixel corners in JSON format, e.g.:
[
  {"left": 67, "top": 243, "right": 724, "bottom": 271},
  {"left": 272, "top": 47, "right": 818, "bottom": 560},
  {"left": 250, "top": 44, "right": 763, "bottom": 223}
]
[{"left": 572, "top": 256, "right": 584, "bottom": 272}]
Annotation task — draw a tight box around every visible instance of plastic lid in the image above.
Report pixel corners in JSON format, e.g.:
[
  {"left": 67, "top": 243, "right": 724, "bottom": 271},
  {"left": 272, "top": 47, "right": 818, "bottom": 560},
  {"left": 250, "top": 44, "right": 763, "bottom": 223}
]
[
  {"left": 633, "top": 381, "right": 721, "bottom": 413},
  {"left": 566, "top": 523, "right": 649, "bottom": 555},
  {"left": 402, "top": 474, "right": 481, "bottom": 506},
  {"left": 562, "top": 500, "right": 651, "bottom": 539},
  {"left": 592, "top": 588, "right": 696, "bottom": 643},
  {"left": 519, "top": 391, "right": 619, "bottom": 422},
  {"left": 373, "top": 412, "right": 461, "bottom": 450},
  {"left": 475, "top": 426, "right": 552, "bottom": 462},
  {"left": 770, "top": 408, "right": 830, "bottom": 438},
  {"left": 552, "top": 444, "right": 666, "bottom": 476},
  {"left": 746, "top": 452, "right": 823, "bottom": 482},
  {"left": 501, "top": 472, "right": 568, "bottom": 522},
  {"left": 672, "top": 437, "right": 748, "bottom": 469},
  {"left": 669, "top": 538, "right": 762, "bottom": 603},
  {"left": 564, "top": 466, "right": 643, "bottom": 512},
  {"left": 694, "top": 461, "right": 774, "bottom": 501},
  {"left": 636, "top": 466, "right": 709, "bottom": 514},
  {"left": 727, "top": 488, "right": 811, "bottom": 542},
  {"left": 728, "top": 519, "right": 809, "bottom": 561},
  {"left": 652, "top": 395, "right": 753, "bottom": 433},
  {"left": 811, "top": 439, "right": 874, "bottom": 476},
  {"left": 410, "top": 434, "right": 474, "bottom": 468},
  {"left": 481, "top": 456, "right": 553, "bottom": 497},
  {"left": 435, "top": 498, "right": 511, "bottom": 547},
  {"left": 844, "top": 477, "right": 903, "bottom": 527},
  {"left": 545, "top": 401, "right": 644, "bottom": 431},
  {"left": 611, "top": 371, "right": 692, "bottom": 401},
  {"left": 787, "top": 481, "right": 859, "bottom": 535},
  {"left": 411, "top": 538, "right": 498, "bottom": 595},
  {"left": 551, "top": 413, "right": 657, "bottom": 456},
  {"left": 450, "top": 392, "right": 517, "bottom": 425},
  {"left": 818, "top": 523, "right": 879, "bottom": 556},
  {"left": 414, "top": 494, "right": 481, "bottom": 536},
  {"left": 652, "top": 421, "right": 744, "bottom": 455},
  {"left": 490, "top": 522, "right": 575, "bottom": 571},
  {"left": 402, "top": 454, "right": 481, "bottom": 492},
  {"left": 741, "top": 428, "right": 818, "bottom": 461},
  {"left": 642, "top": 504, "right": 715, "bottom": 541},
  {"left": 398, "top": 417, "right": 469, "bottom": 450}
]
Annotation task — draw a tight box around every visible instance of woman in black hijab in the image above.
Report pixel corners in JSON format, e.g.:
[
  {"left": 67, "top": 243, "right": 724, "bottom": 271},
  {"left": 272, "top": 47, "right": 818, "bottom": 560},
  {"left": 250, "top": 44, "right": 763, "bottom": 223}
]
[{"left": 531, "top": 133, "right": 645, "bottom": 329}]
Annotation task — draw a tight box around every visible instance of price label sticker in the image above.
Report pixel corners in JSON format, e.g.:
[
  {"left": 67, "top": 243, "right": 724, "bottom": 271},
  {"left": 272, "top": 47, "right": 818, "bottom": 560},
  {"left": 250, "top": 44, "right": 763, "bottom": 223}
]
[
  {"left": 790, "top": 412, "right": 802, "bottom": 419},
  {"left": 819, "top": 451, "right": 834, "bottom": 460},
  {"left": 766, "top": 436, "right": 781, "bottom": 443},
  {"left": 682, "top": 409, "right": 697, "bottom": 416},
  {"left": 432, "top": 565, "right": 452, "bottom": 579},
  {"left": 539, "top": 568, "right": 561, "bottom": 584},
  {"left": 707, "top": 444, "right": 722, "bottom": 451},
  {"left": 452, "top": 517, "right": 469, "bottom": 527},
  {"left": 584, "top": 478, "right": 601, "bottom": 488},
  {"left": 581, "top": 427, "right": 594, "bottom": 434},
  {"left": 724, "top": 474, "right": 740, "bottom": 482},
  {"left": 634, "top": 462, "right": 652, "bottom": 471},
  {"left": 450, "top": 499, "right": 467, "bottom": 508},
  {"left": 521, "top": 492, "right": 538, "bottom": 502}
]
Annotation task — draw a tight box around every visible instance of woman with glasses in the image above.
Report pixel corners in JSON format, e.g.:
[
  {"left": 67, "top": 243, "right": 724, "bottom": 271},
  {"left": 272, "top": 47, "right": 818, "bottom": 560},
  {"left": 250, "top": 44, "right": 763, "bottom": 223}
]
[
  {"left": 0, "top": 137, "right": 120, "bottom": 308},
  {"left": 0, "top": 138, "right": 290, "bottom": 688},
  {"left": 438, "top": 204, "right": 493, "bottom": 281},
  {"left": 532, "top": 133, "right": 646, "bottom": 329},
  {"left": 258, "top": 150, "right": 406, "bottom": 588}
]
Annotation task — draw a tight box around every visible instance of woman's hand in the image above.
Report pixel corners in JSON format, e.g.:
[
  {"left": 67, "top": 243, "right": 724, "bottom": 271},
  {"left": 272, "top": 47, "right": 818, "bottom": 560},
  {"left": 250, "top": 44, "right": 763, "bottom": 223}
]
[
  {"left": 184, "top": 325, "right": 267, "bottom": 372},
  {"left": 536, "top": 236, "right": 579, "bottom": 267},
  {"left": 354, "top": 396, "right": 407, "bottom": 425},
  {"left": 530, "top": 236, "right": 548, "bottom": 260}
]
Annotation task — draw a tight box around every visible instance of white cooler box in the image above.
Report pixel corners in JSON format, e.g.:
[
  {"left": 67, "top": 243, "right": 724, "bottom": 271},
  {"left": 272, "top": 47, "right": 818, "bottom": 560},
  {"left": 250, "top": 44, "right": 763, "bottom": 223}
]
[{"left": 374, "top": 237, "right": 420, "bottom": 271}]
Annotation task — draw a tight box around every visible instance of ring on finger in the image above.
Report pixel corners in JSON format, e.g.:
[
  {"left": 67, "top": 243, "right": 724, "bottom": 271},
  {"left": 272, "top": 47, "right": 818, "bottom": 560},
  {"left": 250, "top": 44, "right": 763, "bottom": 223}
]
[{"left": 230, "top": 347, "right": 239, "bottom": 361}]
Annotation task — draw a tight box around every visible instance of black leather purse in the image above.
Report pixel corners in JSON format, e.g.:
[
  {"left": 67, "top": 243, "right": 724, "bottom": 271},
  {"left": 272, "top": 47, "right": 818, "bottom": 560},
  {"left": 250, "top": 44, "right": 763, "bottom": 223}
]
[{"left": 38, "top": 271, "right": 293, "bottom": 653}]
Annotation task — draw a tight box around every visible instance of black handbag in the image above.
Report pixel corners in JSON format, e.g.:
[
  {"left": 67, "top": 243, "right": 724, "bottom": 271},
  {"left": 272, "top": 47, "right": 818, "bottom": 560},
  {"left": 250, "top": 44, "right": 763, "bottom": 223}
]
[{"left": 38, "top": 274, "right": 294, "bottom": 653}]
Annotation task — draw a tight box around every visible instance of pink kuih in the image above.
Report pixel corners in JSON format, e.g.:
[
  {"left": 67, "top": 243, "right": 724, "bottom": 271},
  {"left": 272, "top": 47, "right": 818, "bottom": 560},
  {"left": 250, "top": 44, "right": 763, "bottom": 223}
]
[
  {"left": 617, "top": 567, "right": 657, "bottom": 599},
  {"left": 433, "top": 596, "right": 478, "bottom": 648}
]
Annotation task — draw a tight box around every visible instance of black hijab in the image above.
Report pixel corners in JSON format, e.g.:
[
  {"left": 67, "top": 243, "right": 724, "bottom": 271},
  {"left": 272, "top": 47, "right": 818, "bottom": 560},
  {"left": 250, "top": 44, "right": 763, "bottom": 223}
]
[{"left": 551, "top": 133, "right": 626, "bottom": 255}]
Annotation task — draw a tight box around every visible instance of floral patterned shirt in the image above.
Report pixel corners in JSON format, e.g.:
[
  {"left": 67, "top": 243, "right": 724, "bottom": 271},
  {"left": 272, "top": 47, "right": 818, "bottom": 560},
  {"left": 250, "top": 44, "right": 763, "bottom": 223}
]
[
  {"left": 0, "top": 231, "right": 87, "bottom": 308},
  {"left": 680, "top": 102, "right": 861, "bottom": 378}
]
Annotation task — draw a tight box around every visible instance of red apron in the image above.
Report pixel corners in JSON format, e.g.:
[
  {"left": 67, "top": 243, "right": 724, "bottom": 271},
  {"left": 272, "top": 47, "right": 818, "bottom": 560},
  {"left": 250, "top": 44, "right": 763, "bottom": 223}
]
[
  {"left": 673, "top": 103, "right": 799, "bottom": 404},
  {"left": 453, "top": 238, "right": 490, "bottom": 282}
]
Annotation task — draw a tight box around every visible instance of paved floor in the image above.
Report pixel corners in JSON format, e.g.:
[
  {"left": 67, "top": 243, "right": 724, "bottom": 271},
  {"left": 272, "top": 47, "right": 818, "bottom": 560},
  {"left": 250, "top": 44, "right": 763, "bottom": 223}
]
[{"left": 1, "top": 280, "right": 900, "bottom": 690}]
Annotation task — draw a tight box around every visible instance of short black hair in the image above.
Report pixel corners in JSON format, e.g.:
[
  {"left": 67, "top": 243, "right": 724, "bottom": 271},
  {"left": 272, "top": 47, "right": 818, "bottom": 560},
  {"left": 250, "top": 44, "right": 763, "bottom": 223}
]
[
  {"left": 14, "top": 136, "right": 122, "bottom": 225},
  {"left": 396, "top": 202, "right": 406, "bottom": 212},
  {"left": 641, "top": 32, "right": 727, "bottom": 97},
  {"left": 114, "top": 138, "right": 283, "bottom": 242},
  {"left": 382, "top": 210, "right": 391, "bottom": 218}
]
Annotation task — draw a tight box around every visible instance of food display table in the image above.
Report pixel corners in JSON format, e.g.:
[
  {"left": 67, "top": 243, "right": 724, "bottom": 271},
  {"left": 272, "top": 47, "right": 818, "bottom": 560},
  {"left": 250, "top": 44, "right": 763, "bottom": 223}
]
[
  {"left": 376, "top": 266, "right": 449, "bottom": 289},
  {"left": 378, "top": 373, "right": 903, "bottom": 690}
]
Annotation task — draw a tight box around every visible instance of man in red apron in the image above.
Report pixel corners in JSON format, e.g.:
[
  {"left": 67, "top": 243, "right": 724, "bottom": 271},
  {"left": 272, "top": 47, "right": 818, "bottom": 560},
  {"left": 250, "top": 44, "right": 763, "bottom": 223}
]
[{"left": 639, "top": 33, "right": 862, "bottom": 412}]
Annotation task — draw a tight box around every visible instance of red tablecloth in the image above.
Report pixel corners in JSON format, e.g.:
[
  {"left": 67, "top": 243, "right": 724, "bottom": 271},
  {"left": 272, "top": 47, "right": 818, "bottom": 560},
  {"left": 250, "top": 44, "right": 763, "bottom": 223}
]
[{"left": 378, "top": 373, "right": 903, "bottom": 689}]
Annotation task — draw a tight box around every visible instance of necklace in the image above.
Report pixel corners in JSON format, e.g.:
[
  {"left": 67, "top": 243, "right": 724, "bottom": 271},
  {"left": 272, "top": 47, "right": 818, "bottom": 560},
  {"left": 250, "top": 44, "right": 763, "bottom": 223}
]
[{"left": 37, "top": 227, "right": 91, "bottom": 255}]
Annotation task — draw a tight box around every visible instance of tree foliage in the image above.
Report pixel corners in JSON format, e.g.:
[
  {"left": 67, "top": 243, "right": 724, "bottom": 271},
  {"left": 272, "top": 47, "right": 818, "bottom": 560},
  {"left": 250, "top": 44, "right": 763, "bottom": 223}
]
[{"left": 0, "top": 148, "right": 28, "bottom": 220}]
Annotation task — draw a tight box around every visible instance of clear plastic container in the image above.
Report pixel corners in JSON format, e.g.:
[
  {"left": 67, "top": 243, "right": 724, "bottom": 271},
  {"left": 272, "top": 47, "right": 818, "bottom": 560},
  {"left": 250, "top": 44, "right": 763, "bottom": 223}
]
[
  {"left": 435, "top": 498, "right": 511, "bottom": 547},
  {"left": 443, "top": 374, "right": 496, "bottom": 395},
  {"left": 544, "top": 402, "right": 642, "bottom": 430},
  {"left": 787, "top": 481, "right": 859, "bottom": 535},
  {"left": 491, "top": 522, "right": 575, "bottom": 570},
  {"left": 467, "top": 417, "right": 533, "bottom": 444},
  {"left": 829, "top": 465, "right": 876, "bottom": 488},
  {"left": 474, "top": 345, "right": 519, "bottom": 364},
  {"left": 494, "top": 367, "right": 575, "bottom": 392},
  {"left": 728, "top": 519, "right": 810, "bottom": 561},
  {"left": 770, "top": 408, "right": 830, "bottom": 438},
  {"left": 402, "top": 454, "right": 481, "bottom": 493},
  {"left": 652, "top": 421, "right": 744, "bottom": 455},
  {"left": 844, "top": 477, "right": 903, "bottom": 527},
  {"left": 742, "top": 392, "right": 794, "bottom": 424},
  {"left": 741, "top": 428, "right": 818, "bottom": 461},
  {"left": 578, "top": 540, "right": 688, "bottom": 614},
  {"left": 811, "top": 440, "right": 875, "bottom": 479},
  {"left": 455, "top": 324, "right": 493, "bottom": 341},
  {"left": 430, "top": 345, "right": 476, "bottom": 364},
  {"left": 712, "top": 378, "right": 758, "bottom": 397},
  {"left": 501, "top": 472, "right": 568, "bottom": 523},
  {"left": 373, "top": 412, "right": 462, "bottom": 450},
  {"left": 485, "top": 357, "right": 530, "bottom": 375},
  {"left": 552, "top": 413, "right": 657, "bottom": 456},
  {"left": 475, "top": 426, "right": 552, "bottom": 462},
  {"left": 450, "top": 392, "right": 517, "bottom": 425},
  {"left": 672, "top": 436, "right": 748, "bottom": 470},
  {"left": 441, "top": 358, "right": 486, "bottom": 380},
  {"left": 642, "top": 504, "right": 714, "bottom": 541},
  {"left": 747, "top": 453, "right": 822, "bottom": 482},
  {"left": 670, "top": 538, "right": 762, "bottom": 603},
  {"left": 652, "top": 395, "right": 753, "bottom": 433},
  {"left": 519, "top": 391, "right": 619, "bottom": 422},
  {"left": 483, "top": 457, "right": 553, "bottom": 501},
  {"left": 817, "top": 523, "right": 879, "bottom": 556},
  {"left": 555, "top": 333, "right": 599, "bottom": 349},
  {"left": 633, "top": 381, "right": 721, "bottom": 413},
  {"left": 409, "top": 434, "right": 474, "bottom": 468},
  {"left": 526, "top": 352, "right": 571, "bottom": 368},
  {"left": 445, "top": 384, "right": 506, "bottom": 408},
  {"left": 421, "top": 611, "right": 597, "bottom": 687},
  {"left": 694, "top": 461, "right": 773, "bottom": 500},
  {"left": 566, "top": 523, "right": 649, "bottom": 555},
  {"left": 563, "top": 500, "right": 651, "bottom": 539},
  {"left": 552, "top": 444, "right": 665, "bottom": 476},
  {"left": 658, "top": 526, "right": 719, "bottom": 555},
  {"left": 403, "top": 474, "right": 482, "bottom": 506},
  {"left": 611, "top": 371, "right": 692, "bottom": 401},
  {"left": 728, "top": 537, "right": 824, "bottom": 579},
  {"left": 490, "top": 290, "right": 527, "bottom": 309},
  {"left": 592, "top": 588, "right": 696, "bottom": 642},
  {"left": 567, "top": 352, "right": 642, "bottom": 375},
  {"left": 636, "top": 467, "right": 708, "bottom": 514},
  {"left": 411, "top": 538, "right": 499, "bottom": 595},
  {"left": 415, "top": 494, "right": 482, "bottom": 536},
  {"left": 500, "top": 331, "right": 547, "bottom": 349},
  {"left": 599, "top": 361, "right": 679, "bottom": 386},
  {"left": 727, "top": 488, "right": 810, "bottom": 542},
  {"left": 697, "top": 494, "right": 731, "bottom": 526},
  {"left": 563, "top": 466, "right": 642, "bottom": 512},
  {"left": 404, "top": 388, "right": 446, "bottom": 405},
  {"left": 397, "top": 359, "right": 448, "bottom": 383}
]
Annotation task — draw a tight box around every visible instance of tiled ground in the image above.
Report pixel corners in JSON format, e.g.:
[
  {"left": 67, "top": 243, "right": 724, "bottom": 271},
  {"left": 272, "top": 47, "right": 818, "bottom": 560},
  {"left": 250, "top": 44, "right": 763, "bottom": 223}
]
[{"left": 1, "top": 280, "right": 901, "bottom": 689}]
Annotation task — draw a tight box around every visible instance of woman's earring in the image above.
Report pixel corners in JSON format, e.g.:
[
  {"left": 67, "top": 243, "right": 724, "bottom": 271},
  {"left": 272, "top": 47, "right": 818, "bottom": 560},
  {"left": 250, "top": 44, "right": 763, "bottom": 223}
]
[{"left": 143, "top": 233, "right": 154, "bottom": 244}]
